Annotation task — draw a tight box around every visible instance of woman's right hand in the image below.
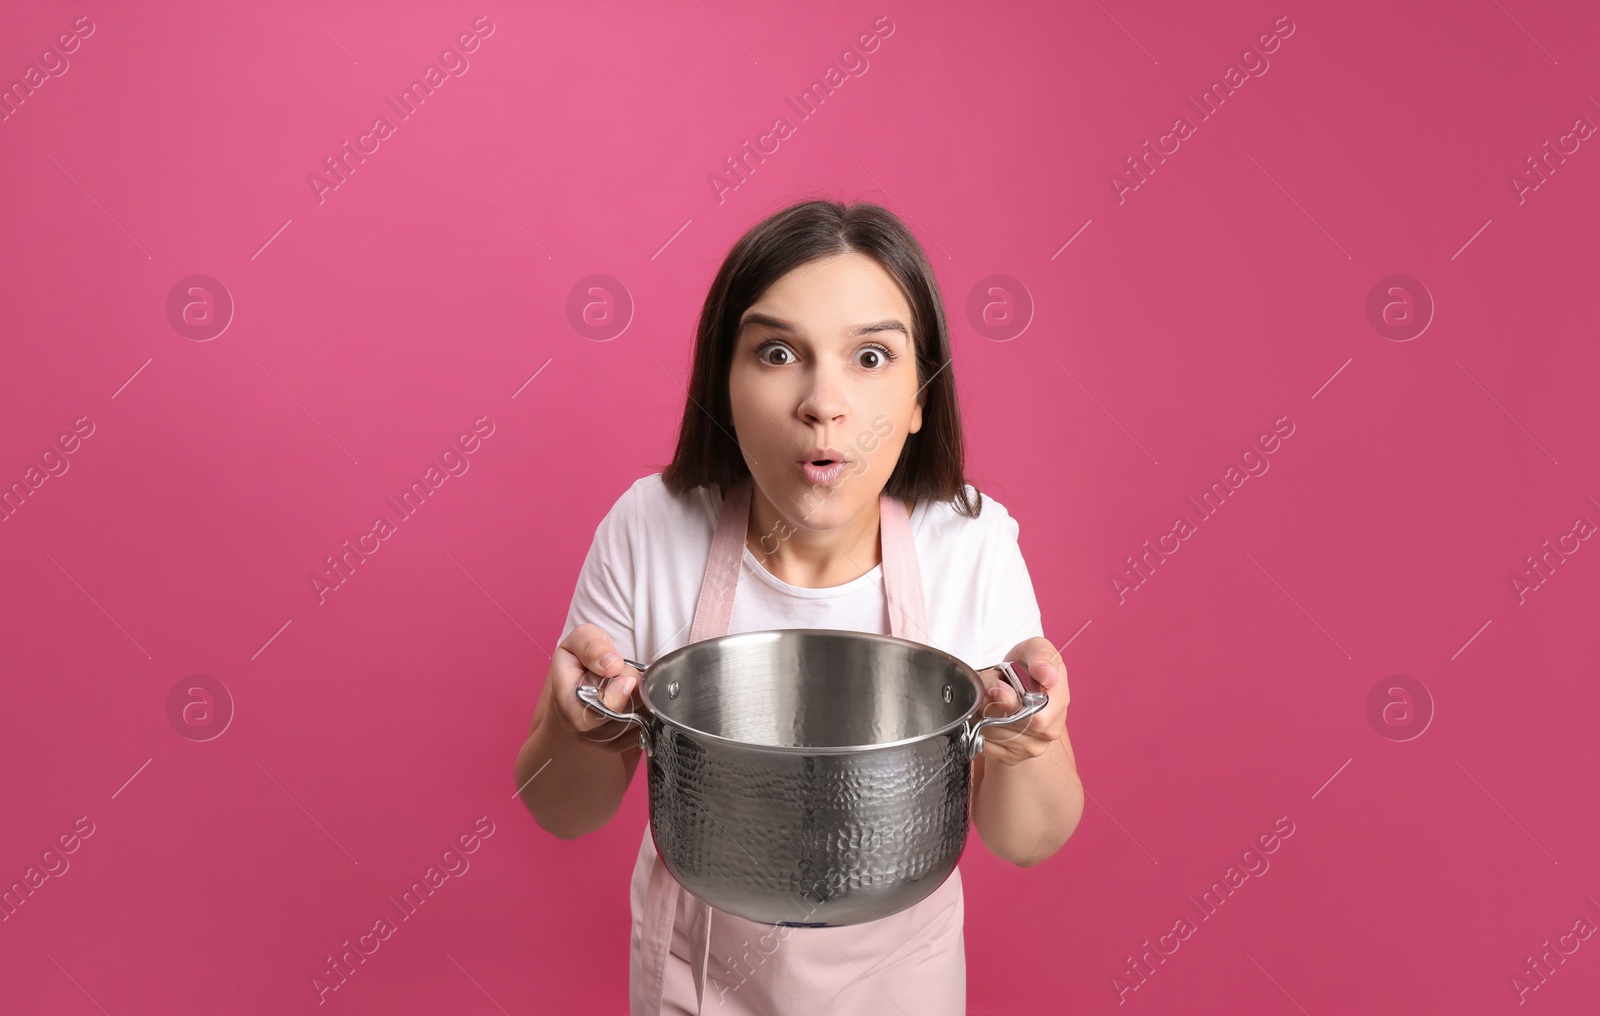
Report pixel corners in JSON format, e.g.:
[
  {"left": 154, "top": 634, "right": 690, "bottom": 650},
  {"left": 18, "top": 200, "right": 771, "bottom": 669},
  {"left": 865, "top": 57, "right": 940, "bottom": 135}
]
[{"left": 549, "top": 623, "right": 644, "bottom": 754}]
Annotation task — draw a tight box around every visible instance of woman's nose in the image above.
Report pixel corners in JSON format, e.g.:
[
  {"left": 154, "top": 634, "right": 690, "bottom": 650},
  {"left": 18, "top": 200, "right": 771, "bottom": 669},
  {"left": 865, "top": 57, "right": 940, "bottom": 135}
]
[{"left": 797, "top": 368, "right": 848, "bottom": 424}]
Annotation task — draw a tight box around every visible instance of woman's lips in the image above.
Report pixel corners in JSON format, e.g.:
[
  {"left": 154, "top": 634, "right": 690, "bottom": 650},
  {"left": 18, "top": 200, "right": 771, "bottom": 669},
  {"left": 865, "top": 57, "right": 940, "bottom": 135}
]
[{"left": 799, "top": 461, "right": 847, "bottom": 485}]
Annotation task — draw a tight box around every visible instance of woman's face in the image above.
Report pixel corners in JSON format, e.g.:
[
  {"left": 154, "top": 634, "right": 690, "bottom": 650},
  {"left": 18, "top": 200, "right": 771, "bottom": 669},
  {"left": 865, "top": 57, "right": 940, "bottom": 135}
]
[{"left": 728, "top": 252, "right": 924, "bottom": 533}]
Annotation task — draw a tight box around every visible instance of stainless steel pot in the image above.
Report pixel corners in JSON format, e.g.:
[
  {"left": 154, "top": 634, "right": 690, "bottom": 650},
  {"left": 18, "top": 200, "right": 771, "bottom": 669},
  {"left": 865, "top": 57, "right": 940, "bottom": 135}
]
[{"left": 575, "top": 628, "right": 1046, "bottom": 927}]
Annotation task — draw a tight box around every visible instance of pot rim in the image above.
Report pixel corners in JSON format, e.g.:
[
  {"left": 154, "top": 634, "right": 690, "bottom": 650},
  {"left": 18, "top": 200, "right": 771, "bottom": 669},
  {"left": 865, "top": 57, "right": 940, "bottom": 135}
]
[{"left": 633, "top": 628, "right": 999, "bottom": 756}]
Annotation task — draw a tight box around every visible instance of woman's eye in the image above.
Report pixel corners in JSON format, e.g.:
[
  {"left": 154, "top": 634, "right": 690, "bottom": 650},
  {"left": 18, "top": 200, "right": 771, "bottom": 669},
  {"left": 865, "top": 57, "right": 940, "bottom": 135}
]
[
  {"left": 857, "top": 344, "right": 896, "bottom": 369},
  {"left": 757, "top": 342, "right": 794, "bottom": 366}
]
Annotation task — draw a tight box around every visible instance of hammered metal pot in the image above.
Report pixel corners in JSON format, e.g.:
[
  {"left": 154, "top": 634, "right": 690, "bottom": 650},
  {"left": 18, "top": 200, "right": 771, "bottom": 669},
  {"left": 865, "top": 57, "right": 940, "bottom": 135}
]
[{"left": 575, "top": 628, "right": 1046, "bottom": 927}]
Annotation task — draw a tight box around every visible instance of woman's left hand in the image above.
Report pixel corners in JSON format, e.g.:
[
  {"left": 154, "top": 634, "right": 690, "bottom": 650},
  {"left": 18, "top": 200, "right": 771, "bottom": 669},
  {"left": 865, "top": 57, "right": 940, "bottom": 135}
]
[{"left": 978, "top": 637, "right": 1070, "bottom": 766}]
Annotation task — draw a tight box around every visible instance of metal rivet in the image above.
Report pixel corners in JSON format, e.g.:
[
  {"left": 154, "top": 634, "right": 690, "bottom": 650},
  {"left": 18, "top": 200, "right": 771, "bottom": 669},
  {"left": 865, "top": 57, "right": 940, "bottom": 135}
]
[
  {"left": 942, "top": 684, "right": 952, "bottom": 703},
  {"left": 668, "top": 680, "right": 680, "bottom": 699}
]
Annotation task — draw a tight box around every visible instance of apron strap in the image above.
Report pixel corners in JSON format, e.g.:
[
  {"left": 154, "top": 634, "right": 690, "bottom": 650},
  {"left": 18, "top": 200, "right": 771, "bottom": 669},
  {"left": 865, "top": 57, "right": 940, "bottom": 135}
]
[
  {"left": 639, "top": 850, "right": 682, "bottom": 1011},
  {"left": 879, "top": 492, "right": 929, "bottom": 641},
  {"left": 690, "top": 897, "right": 713, "bottom": 1012},
  {"left": 688, "top": 480, "right": 753, "bottom": 645}
]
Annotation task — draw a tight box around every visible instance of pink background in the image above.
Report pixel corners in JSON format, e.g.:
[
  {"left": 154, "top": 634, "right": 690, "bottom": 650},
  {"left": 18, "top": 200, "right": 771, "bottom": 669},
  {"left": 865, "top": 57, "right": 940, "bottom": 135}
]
[{"left": 3, "top": 1, "right": 1598, "bottom": 1013}]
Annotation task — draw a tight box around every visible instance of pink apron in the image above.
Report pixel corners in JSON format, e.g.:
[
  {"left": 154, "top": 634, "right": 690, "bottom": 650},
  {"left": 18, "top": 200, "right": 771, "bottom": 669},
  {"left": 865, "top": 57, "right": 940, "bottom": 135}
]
[{"left": 630, "top": 478, "right": 967, "bottom": 1015}]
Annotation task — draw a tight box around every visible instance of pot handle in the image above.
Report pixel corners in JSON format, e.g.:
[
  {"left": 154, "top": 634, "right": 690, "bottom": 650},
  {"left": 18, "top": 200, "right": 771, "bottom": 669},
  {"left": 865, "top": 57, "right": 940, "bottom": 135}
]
[
  {"left": 966, "top": 659, "right": 1048, "bottom": 760},
  {"left": 575, "top": 659, "right": 655, "bottom": 756}
]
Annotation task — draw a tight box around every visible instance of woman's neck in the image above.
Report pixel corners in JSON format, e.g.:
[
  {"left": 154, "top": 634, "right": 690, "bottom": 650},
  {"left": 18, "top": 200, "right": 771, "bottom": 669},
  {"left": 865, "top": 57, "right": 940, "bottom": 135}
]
[{"left": 743, "top": 482, "right": 906, "bottom": 589}]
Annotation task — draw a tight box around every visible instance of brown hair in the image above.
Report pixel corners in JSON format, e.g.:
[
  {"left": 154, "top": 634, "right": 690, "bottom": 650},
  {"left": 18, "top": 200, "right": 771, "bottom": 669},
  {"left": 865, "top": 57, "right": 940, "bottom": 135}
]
[{"left": 659, "top": 198, "right": 982, "bottom": 518}]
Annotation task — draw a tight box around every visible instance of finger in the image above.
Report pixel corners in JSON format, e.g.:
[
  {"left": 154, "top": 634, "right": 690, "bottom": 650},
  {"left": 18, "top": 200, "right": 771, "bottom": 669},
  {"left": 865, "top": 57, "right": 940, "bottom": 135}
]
[
  {"left": 563, "top": 623, "right": 622, "bottom": 681},
  {"left": 577, "top": 669, "right": 637, "bottom": 725},
  {"left": 978, "top": 696, "right": 1027, "bottom": 747},
  {"left": 607, "top": 664, "right": 639, "bottom": 711},
  {"left": 585, "top": 638, "right": 623, "bottom": 680},
  {"left": 980, "top": 732, "right": 1034, "bottom": 765},
  {"left": 1025, "top": 656, "right": 1056, "bottom": 690},
  {"left": 984, "top": 672, "right": 1017, "bottom": 709},
  {"left": 1013, "top": 654, "right": 1068, "bottom": 732},
  {"left": 561, "top": 623, "right": 605, "bottom": 666},
  {"left": 1025, "top": 646, "right": 1065, "bottom": 692},
  {"left": 981, "top": 675, "right": 1062, "bottom": 745},
  {"left": 566, "top": 667, "right": 611, "bottom": 730},
  {"left": 562, "top": 626, "right": 637, "bottom": 716},
  {"left": 1027, "top": 689, "right": 1069, "bottom": 734}
]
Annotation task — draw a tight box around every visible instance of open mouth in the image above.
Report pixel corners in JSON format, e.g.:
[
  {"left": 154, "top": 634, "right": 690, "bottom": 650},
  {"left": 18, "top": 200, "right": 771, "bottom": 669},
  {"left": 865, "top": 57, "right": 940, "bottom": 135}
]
[
  {"left": 800, "top": 447, "right": 849, "bottom": 466},
  {"left": 799, "top": 460, "right": 848, "bottom": 485}
]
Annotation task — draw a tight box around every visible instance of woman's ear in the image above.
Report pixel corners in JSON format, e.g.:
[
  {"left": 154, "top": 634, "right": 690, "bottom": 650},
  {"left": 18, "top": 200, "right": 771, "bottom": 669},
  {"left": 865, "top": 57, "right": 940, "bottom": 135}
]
[{"left": 910, "top": 399, "right": 924, "bottom": 435}]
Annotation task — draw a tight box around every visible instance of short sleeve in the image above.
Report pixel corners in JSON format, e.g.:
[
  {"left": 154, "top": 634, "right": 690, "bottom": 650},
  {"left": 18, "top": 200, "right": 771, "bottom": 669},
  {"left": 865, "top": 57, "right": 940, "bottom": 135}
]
[
  {"left": 558, "top": 481, "right": 640, "bottom": 662},
  {"left": 981, "top": 499, "right": 1045, "bottom": 666}
]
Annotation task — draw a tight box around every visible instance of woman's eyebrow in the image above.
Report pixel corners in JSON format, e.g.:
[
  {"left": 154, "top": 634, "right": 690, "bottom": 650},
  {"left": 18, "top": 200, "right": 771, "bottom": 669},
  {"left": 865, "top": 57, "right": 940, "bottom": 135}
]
[
  {"left": 849, "top": 319, "right": 911, "bottom": 340},
  {"left": 739, "top": 312, "right": 910, "bottom": 342}
]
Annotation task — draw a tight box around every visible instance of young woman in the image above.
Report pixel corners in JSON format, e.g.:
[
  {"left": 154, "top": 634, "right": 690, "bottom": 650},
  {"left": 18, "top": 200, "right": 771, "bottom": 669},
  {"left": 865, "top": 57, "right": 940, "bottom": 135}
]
[{"left": 515, "top": 199, "right": 1083, "bottom": 1015}]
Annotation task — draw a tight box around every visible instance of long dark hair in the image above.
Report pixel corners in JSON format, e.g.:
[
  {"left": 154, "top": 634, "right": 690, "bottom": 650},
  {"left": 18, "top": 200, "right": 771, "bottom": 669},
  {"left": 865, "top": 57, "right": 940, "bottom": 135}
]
[{"left": 659, "top": 198, "right": 982, "bottom": 519}]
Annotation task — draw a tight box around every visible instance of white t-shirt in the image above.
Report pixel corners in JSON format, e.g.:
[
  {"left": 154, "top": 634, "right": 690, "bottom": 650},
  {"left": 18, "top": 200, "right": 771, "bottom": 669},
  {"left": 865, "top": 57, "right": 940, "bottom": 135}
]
[{"left": 559, "top": 472, "right": 1045, "bottom": 673}]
